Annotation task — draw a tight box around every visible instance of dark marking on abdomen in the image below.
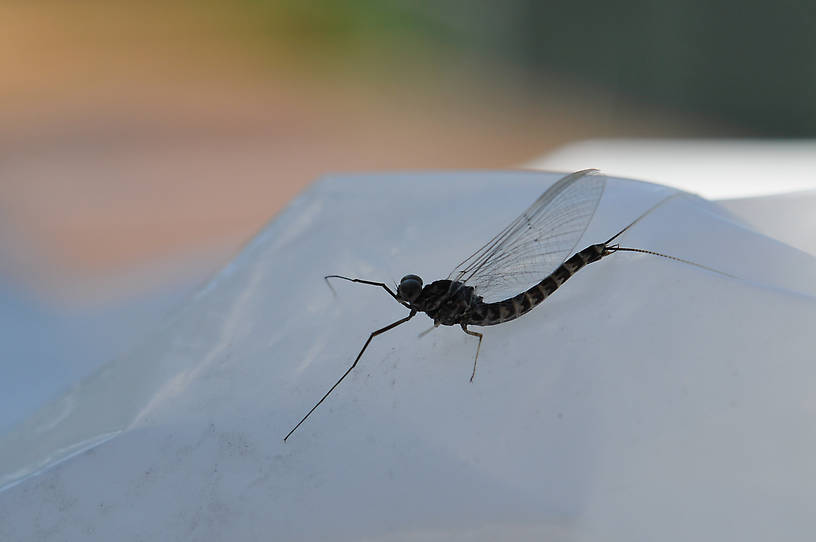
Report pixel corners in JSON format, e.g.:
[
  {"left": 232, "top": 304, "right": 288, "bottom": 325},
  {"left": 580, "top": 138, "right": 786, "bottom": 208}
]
[{"left": 466, "top": 243, "right": 608, "bottom": 326}]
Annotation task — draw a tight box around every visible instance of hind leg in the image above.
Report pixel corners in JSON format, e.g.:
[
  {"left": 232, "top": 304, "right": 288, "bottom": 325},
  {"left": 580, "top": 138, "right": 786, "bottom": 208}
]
[{"left": 460, "top": 324, "right": 483, "bottom": 382}]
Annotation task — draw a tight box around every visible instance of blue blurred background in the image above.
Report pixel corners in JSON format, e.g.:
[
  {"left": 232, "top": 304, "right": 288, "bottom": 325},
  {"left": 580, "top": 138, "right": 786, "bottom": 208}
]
[{"left": 1, "top": 0, "right": 812, "bottom": 430}]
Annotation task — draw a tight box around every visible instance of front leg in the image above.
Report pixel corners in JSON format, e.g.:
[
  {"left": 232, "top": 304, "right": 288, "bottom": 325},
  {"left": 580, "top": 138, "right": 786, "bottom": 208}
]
[{"left": 284, "top": 310, "right": 417, "bottom": 441}]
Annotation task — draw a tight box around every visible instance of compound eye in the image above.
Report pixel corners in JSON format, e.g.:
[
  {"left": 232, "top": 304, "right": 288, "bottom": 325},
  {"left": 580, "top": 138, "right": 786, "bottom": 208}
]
[{"left": 398, "top": 274, "right": 423, "bottom": 301}]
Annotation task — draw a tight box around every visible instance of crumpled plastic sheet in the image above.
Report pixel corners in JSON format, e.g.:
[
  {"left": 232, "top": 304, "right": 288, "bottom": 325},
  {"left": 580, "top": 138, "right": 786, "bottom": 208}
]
[{"left": 2, "top": 171, "right": 815, "bottom": 541}]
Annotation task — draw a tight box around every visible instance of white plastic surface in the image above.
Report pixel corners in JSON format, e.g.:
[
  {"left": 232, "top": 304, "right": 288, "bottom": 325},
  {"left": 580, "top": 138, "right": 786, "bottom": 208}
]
[{"left": 2, "top": 171, "right": 816, "bottom": 541}]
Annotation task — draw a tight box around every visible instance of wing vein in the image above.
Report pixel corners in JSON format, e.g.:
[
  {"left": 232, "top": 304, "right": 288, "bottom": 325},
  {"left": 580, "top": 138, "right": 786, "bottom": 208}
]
[{"left": 447, "top": 169, "right": 605, "bottom": 302}]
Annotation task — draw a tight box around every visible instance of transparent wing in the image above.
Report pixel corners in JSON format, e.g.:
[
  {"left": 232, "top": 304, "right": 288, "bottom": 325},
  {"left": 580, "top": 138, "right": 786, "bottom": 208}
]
[{"left": 447, "top": 169, "right": 605, "bottom": 302}]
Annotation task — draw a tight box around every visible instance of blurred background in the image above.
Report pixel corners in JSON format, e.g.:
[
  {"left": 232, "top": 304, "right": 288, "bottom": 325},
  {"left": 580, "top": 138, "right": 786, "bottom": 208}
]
[{"left": 1, "top": 0, "right": 814, "bottom": 431}]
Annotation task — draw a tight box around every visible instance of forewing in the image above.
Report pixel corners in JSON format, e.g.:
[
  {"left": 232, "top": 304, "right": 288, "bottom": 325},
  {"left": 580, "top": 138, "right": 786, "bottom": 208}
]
[{"left": 448, "top": 169, "right": 605, "bottom": 302}]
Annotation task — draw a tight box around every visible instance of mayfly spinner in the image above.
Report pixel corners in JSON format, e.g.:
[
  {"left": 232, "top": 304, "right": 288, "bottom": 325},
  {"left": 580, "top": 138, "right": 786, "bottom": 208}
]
[{"left": 284, "top": 169, "right": 726, "bottom": 441}]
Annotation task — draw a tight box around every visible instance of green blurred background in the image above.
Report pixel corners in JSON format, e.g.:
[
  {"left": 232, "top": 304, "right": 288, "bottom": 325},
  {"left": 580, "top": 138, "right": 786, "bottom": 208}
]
[{"left": 238, "top": 0, "right": 816, "bottom": 135}]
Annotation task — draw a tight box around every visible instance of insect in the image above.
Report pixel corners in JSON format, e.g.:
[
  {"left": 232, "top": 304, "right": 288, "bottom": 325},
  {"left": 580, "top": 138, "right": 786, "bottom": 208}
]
[{"left": 284, "top": 169, "right": 726, "bottom": 441}]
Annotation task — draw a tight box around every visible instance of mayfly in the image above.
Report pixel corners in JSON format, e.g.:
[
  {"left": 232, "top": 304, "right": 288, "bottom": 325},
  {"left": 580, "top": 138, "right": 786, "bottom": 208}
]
[{"left": 284, "top": 169, "right": 726, "bottom": 441}]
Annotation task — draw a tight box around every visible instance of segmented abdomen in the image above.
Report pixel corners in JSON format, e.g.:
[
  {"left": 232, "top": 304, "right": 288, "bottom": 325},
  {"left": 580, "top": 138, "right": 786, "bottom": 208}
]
[{"left": 466, "top": 243, "right": 607, "bottom": 326}]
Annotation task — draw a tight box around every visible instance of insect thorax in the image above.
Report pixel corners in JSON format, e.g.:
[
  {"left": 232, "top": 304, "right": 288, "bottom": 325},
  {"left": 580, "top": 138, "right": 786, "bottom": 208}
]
[{"left": 410, "top": 279, "right": 483, "bottom": 326}]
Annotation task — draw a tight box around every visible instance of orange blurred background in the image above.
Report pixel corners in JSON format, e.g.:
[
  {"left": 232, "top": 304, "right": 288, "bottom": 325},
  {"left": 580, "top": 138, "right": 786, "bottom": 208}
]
[{"left": 1, "top": 1, "right": 738, "bottom": 301}]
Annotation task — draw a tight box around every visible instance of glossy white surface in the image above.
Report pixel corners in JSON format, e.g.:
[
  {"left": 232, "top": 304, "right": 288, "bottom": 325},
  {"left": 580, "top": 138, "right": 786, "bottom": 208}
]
[
  {"left": 529, "top": 139, "right": 816, "bottom": 198},
  {"left": 2, "top": 171, "right": 815, "bottom": 541},
  {"left": 719, "top": 191, "right": 816, "bottom": 256}
]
